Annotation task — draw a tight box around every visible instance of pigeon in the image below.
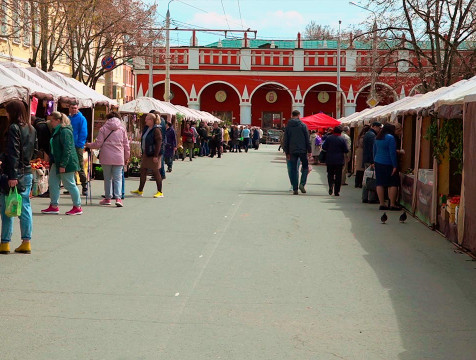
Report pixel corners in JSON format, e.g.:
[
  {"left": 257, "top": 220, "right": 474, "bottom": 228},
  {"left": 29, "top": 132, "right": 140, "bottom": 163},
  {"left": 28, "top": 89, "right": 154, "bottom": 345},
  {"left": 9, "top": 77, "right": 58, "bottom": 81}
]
[
  {"left": 381, "top": 212, "right": 388, "bottom": 224},
  {"left": 399, "top": 212, "right": 407, "bottom": 223}
]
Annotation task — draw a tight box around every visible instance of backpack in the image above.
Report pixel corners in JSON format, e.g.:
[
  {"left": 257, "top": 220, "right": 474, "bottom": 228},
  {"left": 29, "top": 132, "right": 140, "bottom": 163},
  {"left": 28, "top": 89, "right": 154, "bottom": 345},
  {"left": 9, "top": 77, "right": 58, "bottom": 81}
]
[{"left": 315, "top": 136, "right": 322, "bottom": 147}]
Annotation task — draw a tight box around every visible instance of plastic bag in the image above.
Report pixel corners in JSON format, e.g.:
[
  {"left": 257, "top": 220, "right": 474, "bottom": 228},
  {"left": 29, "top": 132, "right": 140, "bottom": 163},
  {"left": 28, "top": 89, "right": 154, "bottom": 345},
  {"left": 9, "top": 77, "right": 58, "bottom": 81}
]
[
  {"left": 363, "top": 166, "right": 375, "bottom": 186},
  {"left": 5, "top": 187, "right": 22, "bottom": 218}
]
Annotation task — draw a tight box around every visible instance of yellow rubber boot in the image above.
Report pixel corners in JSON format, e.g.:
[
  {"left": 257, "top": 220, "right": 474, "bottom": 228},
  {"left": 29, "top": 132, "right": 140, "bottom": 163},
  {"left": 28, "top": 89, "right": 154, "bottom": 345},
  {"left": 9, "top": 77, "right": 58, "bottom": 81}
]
[
  {"left": 15, "top": 242, "right": 31, "bottom": 254},
  {"left": 0, "top": 242, "right": 10, "bottom": 254}
]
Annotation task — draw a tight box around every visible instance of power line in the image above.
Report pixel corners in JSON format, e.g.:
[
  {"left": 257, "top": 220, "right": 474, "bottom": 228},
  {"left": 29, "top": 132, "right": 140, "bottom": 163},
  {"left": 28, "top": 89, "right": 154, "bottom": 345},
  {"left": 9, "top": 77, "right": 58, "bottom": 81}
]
[
  {"left": 220, "top": 0, "right": 231, "bottom": 30},
  {"left": 174, "top": 0, "right": 208, "bottom": 13},
  {"left": 237, "top": 0, "right": 244, "bottom": 29}
]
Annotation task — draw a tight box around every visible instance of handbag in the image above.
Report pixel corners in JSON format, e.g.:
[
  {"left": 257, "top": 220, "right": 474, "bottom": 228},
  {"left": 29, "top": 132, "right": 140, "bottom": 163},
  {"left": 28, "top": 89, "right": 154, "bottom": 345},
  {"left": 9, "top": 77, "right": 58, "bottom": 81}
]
[
  {"left": 5, "top": 187, "right": 22, "bottom": 218},
  {"left": 365, "top": 169, "right": 377, "bottom": 192},
  {"left": 98, "top": 130, "right": 116, "bottom": 159}
]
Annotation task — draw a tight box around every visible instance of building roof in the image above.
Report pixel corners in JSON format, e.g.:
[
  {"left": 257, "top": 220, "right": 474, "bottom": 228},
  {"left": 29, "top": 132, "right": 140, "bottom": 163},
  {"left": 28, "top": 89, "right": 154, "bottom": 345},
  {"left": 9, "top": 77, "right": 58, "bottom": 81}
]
[{"left": 203, "top": 38, "right": 474, "bottom": 51}]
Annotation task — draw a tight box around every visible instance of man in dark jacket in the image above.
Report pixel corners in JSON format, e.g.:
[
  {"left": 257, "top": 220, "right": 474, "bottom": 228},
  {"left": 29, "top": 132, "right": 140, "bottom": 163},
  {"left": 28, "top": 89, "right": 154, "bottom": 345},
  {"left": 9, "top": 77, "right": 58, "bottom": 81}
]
[
  {"left": 361, "top": 122, "right": 381, "bottom": 203},
  {"left": 362, "top": 121, "right": 382, "bottom": 168},
  {"left": 322, "top": 126, "right": 349, "bottom": 196},
  {"left": 283, "top": 110, "right": 311, "bottom": 195}
]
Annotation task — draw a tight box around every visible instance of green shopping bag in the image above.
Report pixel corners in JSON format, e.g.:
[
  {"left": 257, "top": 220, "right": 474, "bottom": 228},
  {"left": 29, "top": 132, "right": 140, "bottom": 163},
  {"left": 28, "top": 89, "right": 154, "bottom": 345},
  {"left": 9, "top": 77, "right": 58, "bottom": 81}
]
[{"left": 5, "top": 187, "right": 22, "bottom": 218}]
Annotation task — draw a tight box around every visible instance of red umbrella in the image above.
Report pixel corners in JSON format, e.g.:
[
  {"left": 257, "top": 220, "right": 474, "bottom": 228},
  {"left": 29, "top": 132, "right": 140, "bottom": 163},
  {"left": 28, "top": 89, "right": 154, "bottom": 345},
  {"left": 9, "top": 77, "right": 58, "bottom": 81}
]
[{"left": 301, "top": 113, "right": 341, "bottom": 130}]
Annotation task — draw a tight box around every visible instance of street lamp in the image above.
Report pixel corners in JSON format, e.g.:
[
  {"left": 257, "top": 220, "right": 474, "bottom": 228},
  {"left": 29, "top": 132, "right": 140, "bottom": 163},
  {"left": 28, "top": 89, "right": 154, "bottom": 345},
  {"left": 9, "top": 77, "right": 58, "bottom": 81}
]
[
  {"left": 336, "top": 20, "right": 342, "bottom": 118},
  {"left": 164, "top": 0, "right": 175, "bottom": 102},
  {"left": 349, "top": 1, "right": 379, "bottom": 107}
]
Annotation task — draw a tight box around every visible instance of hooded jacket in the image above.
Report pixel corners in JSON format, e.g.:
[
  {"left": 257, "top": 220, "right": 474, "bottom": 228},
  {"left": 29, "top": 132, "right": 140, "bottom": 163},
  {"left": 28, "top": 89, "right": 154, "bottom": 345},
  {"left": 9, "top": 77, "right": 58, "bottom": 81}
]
[
  {"left": 69, "top": 111, "right": 88, "bottom": 148},
  {"left": 50, "top": 125, "right": 79, "bottom": 174},
  {"left": 283, "top": 117, "right": 311, "bottom": 155},
  {"left": 88, "top": 117, "right": 130, "bottom": 166}
]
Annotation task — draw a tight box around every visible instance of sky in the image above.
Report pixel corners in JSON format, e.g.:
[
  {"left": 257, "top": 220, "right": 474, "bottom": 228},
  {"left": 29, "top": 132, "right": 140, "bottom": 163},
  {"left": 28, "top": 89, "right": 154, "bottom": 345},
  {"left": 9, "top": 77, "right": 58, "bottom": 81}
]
[{"left": 153, "top": 0, "right": 371, "bottom": 46}]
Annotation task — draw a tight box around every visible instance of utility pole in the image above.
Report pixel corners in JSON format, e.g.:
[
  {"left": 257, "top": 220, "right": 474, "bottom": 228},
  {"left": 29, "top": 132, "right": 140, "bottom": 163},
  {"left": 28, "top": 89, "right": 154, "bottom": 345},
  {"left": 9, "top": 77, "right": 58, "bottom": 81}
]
[
  {"left": 164, "top": 7, "right": 171, "bottom": 101},
  {"left": 336, "top": 20, "right": 342, "bottom": 119}
]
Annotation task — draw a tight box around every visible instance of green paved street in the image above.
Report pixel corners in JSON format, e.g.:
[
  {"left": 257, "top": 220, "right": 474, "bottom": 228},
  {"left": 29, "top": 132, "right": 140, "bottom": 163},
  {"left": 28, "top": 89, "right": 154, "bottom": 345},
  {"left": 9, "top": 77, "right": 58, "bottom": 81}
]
[{"left": 1, "top": 145, "right": 475, "bottom": 360}]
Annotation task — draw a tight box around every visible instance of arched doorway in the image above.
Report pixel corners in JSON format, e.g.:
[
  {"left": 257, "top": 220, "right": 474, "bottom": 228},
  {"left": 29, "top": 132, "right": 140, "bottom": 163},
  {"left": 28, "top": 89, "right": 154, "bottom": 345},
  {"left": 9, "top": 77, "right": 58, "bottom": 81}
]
[
  {"left": 251, "top": 83, "right": 293, "bottom": 129},
  {"left": 199, "top": 82, "right": 240, "bottom": 124},
  {"left": 304, "top": 83, "right": 342, "bottom": 118},
  {"left": 355, "top": 83, "right": 396, "bottom": 112},
  {"left": 153, "top": 82, "right": 188, "bottom": 106}
]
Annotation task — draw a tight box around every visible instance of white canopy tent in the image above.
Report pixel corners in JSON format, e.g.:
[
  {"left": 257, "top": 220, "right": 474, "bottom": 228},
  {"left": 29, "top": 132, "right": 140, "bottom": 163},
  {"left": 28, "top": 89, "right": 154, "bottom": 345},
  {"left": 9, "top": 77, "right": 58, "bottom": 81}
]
[
  {"left": 48, "top": 71, "right": 116, "bottom": 107},
  {"left": 0, "top": 73, "right": 29, "bottom": 104},
  {"left": 119, "top": 97, "right": 177, "bottom": 115},
  {"left": 3, "top": 63, "right": 77, "bottom": 104},
  {"left": 0, "top": 63, "right": 56, "bottom": 101},
  {"left": 26, "top": 67, "right": 93, "bottom": 108}
]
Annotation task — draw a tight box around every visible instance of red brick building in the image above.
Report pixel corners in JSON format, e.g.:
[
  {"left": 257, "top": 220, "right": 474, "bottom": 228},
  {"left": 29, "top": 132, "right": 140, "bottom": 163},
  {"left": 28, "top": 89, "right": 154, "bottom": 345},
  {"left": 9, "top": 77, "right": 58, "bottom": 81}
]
[{"left": 134, "top": 37, "right": 422, "bottom": 127}]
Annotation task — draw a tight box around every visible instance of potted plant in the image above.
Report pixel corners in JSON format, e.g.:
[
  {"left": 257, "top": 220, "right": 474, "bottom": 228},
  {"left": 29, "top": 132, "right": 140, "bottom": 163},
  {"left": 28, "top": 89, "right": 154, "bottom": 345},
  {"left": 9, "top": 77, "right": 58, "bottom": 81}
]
[{"left": 128, "top": 156, "right": 141, "bottom": 177}]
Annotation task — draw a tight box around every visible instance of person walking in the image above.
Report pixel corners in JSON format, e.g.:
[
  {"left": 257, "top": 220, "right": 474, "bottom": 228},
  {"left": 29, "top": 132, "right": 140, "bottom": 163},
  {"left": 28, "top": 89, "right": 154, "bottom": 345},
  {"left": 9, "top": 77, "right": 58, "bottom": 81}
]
[
  {"left": 131, "top": 113, "right": 163, "bottom": 198},
  {"left": 231, "top": 125, "right": 240, "bottom": 152},
  {"left": 191, "top": 121, "right": 199, "bottom": 158},
  {"left": 373, "top": 123, "right": 400, "bottom": 210},
  {"left": 341, "top": 126, "right": 352, "bottom": 185},
  {"left": 252, "top": 126, "right": 260, "bottom": 150},
  {"left": 0, "top": 100, "right": 37, "bottom": 255},
  {"left": 209, "top": 121, "right": 222, "bottom": 158},
  {"left": 283, "top": 110, "right": 311, "bottom": 195},
  {"left": 354, "top": 125, "right": 370, "bottom": 188},
  {"left": 181, "top": 122, "right": 194, "bottom": 161},
  {"left": 322, "top": 126, "right": 349, "bottom": 197},
  {"left": 41, "top": 111, "right": 83, "bottom": 216},
  {"left": 223, "top": 125, "right": 230, "bottom": 152},
  {"left": 310, "top": 130, "right": 322, "bottom": 164},
  {"left": 68, "top": 103, "right": 88, "bottom": 196},
  {"left": 242, "top": 126, "right": 251, "bottom": 152},
  {"left": 85, "top": 112, "right": 130, "bottom": 207},
  {"left": 198, "top": 121, "right": 208, "bottom": 157},
  {"left": 164, "top": 122, "right": 177, "bottom": 172}
]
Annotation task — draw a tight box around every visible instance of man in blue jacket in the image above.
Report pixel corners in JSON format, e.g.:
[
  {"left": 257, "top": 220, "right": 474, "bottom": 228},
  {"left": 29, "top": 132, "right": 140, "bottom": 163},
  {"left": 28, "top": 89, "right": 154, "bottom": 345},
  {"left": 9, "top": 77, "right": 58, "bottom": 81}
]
[
  {"left": 68, "top": 103, "right": 88, "bottom": 196},
  {"left": 283, "top": 110, "right": 311, "bottom": 195}
]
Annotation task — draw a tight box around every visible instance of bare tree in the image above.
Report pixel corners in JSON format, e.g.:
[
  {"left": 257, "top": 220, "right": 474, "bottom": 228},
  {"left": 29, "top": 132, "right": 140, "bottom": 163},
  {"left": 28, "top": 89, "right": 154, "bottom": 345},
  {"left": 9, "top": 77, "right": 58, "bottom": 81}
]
[
  {"left": 64, "top": 0, "right": 159, "bottom": 88},
  {"left": 304, "top": 21, "right": 338, "bottom": 40},
  {"left": 365, "top": 0, "right": 476, "bottom": 92}
]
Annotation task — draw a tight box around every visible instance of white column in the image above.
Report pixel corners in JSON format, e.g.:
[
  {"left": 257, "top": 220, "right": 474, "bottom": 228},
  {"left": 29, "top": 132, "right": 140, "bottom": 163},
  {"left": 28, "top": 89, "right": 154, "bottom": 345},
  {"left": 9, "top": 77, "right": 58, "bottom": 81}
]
[
  {"left": 188, "top": 101, "right": 200, "bottom": 110},
  {"left": 293, "top": 103, "right": 304, "bottom": 117},
  {"left": 240, "top": 103, "right": 251, "bottom": 125},
  {"left": 344, "top": 103, "right": 356, "bottom": 117}
]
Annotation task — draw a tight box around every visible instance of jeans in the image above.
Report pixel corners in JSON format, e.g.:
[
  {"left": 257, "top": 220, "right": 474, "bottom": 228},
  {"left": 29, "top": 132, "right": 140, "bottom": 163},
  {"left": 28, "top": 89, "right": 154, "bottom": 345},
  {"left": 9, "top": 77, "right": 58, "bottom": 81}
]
[
  {"left": 165, "top": 156, "right": 174, "bottom": 170},
  {"left": 286, "top": 158, "right": 301, "bottom": 187},
  {"left": 49, "top": 164, "right": 81, "bottom": 207},
  {"left": 75, "top": 147, "right": 87, "bottom": 188},
  {"left": 287, "top": 153, "right": 309, "bottom": 191},
  {"left": 0, "top": 173, "right": 33, "bottom": 242},
  {"left": 200, "top": 140, "right": 209, "bottom": 156},
  {"left": 327, "top": 164, "right": 343, "bottom": 195},
  {"left": 103, "top": 165, "right": 123, "bottom": 200},
  {"left": 243, "top": 138, "right": 249, "bottom": 152}
]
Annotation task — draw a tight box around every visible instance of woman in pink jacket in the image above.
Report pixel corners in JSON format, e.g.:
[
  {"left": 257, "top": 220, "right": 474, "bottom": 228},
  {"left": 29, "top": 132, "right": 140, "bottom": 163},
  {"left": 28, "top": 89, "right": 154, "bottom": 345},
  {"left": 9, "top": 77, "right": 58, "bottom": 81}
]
[{"left": 86, "top": 112, "right": 130, "bottom": 207}]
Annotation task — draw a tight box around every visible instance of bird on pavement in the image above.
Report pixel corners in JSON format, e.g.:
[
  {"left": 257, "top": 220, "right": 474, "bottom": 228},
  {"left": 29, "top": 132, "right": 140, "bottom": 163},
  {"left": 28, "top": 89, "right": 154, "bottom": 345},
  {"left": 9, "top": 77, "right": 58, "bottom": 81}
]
[
  {"left": 381, "top": 212, "right": 388, "bottom": 224},
  {"left": 399, "top": 211, "right": 407, "bottom": 223}
]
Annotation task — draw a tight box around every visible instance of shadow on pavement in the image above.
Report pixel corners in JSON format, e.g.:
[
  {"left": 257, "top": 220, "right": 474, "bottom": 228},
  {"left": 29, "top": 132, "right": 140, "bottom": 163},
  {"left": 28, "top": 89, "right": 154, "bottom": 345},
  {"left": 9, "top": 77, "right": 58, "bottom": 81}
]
[{"left": 310, "top": 164, "right": 476, "bottom": 360}]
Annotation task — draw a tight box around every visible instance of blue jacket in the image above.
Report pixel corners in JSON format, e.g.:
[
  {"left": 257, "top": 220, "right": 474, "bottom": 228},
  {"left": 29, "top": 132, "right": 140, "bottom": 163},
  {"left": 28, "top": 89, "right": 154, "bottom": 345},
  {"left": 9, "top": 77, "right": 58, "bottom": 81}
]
[
  {"left": 373, "top": 134, "right": 397, "bottom": 167},
  {"left": 69, "top": 112, "right": 88, "bottom": 148},
  {"left": 322, "top": 134, "right": 349, "bottom": 165}
]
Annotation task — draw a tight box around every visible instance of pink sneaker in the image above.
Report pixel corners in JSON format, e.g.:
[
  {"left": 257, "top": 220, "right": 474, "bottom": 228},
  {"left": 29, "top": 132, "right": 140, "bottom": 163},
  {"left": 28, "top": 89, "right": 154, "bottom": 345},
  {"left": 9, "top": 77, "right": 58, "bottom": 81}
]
[
  {"left": 115, "top": 198, "right": 123, "bottom": 207},
  {"left": 66, "top": 206, "right": 83, "bottom": 216},
  {"left": 41, "top": 205, "right": 59, "bottom": 214},
  {"left": 99, "top": 198, "right": 112, "bottom": 206}
]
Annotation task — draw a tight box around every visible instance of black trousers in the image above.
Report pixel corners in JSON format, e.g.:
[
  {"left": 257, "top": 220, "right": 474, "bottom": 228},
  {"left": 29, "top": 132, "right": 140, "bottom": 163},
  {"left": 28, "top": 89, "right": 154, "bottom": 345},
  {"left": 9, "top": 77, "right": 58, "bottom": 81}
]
[
  {"left": 327, "top": 164, "right": 343, "bottom": 194},
  {"left": 210, "top": 140, "right": 222, "bottom": 157},
  {"left": 355, "top": 170, "right": 364, "bottom": 187}
]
